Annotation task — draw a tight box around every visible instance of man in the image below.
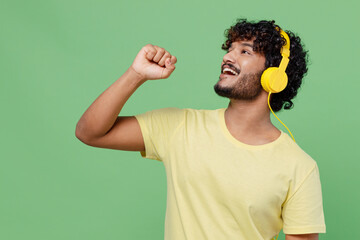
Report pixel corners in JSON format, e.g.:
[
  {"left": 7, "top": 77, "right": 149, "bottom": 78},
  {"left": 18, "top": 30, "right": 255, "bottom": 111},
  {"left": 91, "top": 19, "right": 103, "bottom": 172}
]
[{"left": 75, "top": 19, "right": 326, "bottom": 240}]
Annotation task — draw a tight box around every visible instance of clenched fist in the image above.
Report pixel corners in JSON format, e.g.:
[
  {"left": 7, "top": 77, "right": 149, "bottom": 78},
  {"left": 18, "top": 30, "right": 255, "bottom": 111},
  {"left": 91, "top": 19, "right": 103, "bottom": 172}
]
[{"left": 130, "top": 44, "right": 177, "bottom": 81}]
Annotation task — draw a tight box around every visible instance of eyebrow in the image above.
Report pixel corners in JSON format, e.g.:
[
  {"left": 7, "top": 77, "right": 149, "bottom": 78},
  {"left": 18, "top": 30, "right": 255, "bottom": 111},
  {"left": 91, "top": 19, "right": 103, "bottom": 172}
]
[
  {"left": 229, "top": 42, "right": 254, "bottom": 50},
  {"left": 239, "top": 43, "right": 254, "bottom": 48}
]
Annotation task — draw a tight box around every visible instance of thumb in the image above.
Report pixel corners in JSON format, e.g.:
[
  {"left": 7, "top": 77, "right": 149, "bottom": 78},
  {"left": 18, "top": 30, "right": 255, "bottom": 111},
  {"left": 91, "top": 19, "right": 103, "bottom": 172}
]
[{"left": 162, "top": 57, "right": 176, "bottom": 78}]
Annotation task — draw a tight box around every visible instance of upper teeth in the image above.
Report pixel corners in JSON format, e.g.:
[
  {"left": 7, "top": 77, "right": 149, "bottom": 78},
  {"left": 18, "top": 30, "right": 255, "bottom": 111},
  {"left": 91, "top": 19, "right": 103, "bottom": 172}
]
[{"left": 223, "top": 67, "right": 237, "bottom": 75}]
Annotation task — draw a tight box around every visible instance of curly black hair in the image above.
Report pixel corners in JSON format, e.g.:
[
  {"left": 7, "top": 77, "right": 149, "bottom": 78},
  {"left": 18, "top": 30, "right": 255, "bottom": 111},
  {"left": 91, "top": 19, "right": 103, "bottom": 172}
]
[{"left": 221, "top": 18, "right": 309, "bottom": 112}]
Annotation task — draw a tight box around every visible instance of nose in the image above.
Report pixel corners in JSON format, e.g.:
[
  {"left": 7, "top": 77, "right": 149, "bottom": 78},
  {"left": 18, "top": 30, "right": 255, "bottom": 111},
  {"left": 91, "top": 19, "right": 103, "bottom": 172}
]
[{"left": 222, "top": 51, "right": 236, "bottom": 65}]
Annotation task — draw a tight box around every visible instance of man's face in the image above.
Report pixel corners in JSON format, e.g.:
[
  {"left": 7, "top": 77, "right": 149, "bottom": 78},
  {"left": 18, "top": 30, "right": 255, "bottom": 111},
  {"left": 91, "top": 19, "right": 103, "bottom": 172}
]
[{"left": 214, "top": 39, "right": 267, "bottom": 100}]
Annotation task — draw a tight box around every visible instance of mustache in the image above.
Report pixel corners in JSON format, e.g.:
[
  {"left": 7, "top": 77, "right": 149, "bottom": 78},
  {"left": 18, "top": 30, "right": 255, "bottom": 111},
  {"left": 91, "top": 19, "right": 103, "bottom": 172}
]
[{"left": 222, "top": 63, "right": 240, "bottom": 74}]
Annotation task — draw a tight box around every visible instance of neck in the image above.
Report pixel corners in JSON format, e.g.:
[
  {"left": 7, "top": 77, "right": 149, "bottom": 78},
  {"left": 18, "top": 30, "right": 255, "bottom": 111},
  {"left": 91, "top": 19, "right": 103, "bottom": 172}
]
[{"left": 225, "top": 91, "right": 278, "bottom": 134}]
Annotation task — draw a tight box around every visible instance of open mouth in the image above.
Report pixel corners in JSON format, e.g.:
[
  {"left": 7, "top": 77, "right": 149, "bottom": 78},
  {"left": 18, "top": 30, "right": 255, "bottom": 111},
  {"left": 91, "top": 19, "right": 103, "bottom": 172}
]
[
  {"left": 223, "top": 68, "right": 237, "bottom": 75},
  {"left": 221, "top": 67, "right": 239, "bottom": 77},
  {"left": 221, "top": 64, "right": 240, "bottom": 76}
]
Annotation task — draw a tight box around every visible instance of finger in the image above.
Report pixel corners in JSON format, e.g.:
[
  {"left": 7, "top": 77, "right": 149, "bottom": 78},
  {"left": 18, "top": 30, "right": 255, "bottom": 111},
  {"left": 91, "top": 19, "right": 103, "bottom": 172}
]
[
  {"left": 152, "top": 46, "right": 166, "bottom": 63},
  {"left": 162, "top": 57, "right": 176, "bottom": 78},
  {"left": 144, "top": 44, "right": 157, "bottom": 61},
  {"left": 158, "top": 52, "right": 171, "bottom": 66},
  {"left": 170, "top": 55, "right": 177, "bottom": 64}
]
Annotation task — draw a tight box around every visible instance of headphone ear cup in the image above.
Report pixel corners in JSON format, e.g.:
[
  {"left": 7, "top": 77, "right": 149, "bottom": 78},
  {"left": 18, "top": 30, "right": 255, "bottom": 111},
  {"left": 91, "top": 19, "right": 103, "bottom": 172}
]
[
  {"left": 261, "top": 67, "right": 277, "bottom": 93},
  {"left": 261, "top": 67, "right": 288, "bottom": 93},
  {"left": 261, "top": 68, "right": 271, "bottom": 93}
]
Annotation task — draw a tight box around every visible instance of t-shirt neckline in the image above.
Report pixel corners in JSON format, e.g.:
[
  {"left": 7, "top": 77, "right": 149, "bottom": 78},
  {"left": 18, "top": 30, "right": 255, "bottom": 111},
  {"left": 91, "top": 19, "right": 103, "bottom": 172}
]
[{"left": 217, "top": 108, "right": 285, "bottom": 150}]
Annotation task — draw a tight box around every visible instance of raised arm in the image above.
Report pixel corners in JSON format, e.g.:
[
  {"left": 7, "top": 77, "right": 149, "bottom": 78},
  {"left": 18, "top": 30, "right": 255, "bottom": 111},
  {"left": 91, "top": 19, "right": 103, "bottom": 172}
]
[{"left": 75, "top": 44, "right": 177, "bottom": 151}]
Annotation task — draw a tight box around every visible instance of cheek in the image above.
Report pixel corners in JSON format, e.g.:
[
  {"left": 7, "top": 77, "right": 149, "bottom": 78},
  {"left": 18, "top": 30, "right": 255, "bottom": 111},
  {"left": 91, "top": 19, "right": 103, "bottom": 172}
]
[
  {"left": 241, "top": 58, "right": 266, "bottom": 72},
  {"left": 256, "top": 57, "right": 267, "bottom": 70},
  {"left": 239, "top": 60, "right": 254, "bottom": 72}
]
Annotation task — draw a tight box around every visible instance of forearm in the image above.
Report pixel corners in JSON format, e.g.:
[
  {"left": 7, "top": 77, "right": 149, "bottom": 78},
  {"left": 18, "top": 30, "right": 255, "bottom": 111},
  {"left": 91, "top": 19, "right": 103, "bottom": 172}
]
[
  {"left": 285, "top": 233, "right": 319, "bottom": 240},
  {"left": 75, "top": 66, "right": 146, "bottom": 140}
]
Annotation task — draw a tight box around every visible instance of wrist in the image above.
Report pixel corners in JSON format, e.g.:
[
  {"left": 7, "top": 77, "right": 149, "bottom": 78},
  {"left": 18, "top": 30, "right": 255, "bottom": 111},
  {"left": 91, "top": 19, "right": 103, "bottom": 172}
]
[{"left": 128, "top": 66, "right": 147, "bottom": 83}]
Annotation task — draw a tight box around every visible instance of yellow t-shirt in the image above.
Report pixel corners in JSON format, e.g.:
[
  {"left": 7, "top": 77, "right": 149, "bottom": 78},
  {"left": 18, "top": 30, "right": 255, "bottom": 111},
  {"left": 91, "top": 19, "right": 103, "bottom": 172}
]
[{"left": 134, "top": 107, "right": 326, "bottom": 240}]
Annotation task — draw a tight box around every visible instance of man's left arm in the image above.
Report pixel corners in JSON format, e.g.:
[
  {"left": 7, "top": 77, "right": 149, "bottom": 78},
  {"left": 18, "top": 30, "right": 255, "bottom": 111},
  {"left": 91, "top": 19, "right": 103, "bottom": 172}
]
[
  {"left": 281, "top": 163, "right": 326, "bottom": 236},
  {"left": 285, "top": 233, "right": 319, "bottom": 240}
]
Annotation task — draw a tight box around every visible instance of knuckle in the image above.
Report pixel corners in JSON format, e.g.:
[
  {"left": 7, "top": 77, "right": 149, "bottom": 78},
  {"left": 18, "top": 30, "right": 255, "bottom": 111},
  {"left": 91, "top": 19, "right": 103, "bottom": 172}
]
[{"left": 157, "top": 48, "right": 165, "bottom": 54}]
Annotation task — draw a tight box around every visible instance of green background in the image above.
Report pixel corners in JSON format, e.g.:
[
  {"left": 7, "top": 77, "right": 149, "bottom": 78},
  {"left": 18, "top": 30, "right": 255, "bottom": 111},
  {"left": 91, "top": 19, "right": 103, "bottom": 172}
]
[{"left": 1, "top": 0, "right": 359, "bottom": 239}]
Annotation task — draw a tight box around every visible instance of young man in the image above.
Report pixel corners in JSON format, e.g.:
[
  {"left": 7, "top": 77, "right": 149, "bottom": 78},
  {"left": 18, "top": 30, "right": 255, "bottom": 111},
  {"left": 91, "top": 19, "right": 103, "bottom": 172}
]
[{"left": 75, "top": 19, "right": 326, "bottom": 240}]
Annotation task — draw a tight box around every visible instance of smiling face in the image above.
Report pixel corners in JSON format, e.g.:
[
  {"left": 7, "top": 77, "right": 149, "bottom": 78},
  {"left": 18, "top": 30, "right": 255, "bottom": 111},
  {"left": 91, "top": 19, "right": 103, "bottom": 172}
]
[{"left": 214, "top": 39, "right": 267, "bottom": 100}]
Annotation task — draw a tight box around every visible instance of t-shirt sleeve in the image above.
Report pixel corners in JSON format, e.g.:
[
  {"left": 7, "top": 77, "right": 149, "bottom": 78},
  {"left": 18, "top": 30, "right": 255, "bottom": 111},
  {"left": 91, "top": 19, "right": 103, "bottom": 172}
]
[
  {"left": 134, "top": 107, "right": 185, "bottom": 162},
  {"left": 281, "top": 163, "right": 327, "bottom": 234}
]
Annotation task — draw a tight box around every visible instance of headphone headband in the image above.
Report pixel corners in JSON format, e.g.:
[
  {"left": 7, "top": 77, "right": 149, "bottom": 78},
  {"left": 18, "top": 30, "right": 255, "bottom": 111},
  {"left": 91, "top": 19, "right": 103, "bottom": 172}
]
[
  {"left": 279, "top": 29, "right": 290, "bottom": 58},
  {"left": 260, "top": 26, "right": 291, "bottom": 93}
]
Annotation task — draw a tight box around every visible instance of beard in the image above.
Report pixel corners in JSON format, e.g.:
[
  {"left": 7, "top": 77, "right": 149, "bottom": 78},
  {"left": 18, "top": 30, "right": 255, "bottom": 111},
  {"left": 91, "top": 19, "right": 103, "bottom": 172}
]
[{"left": 213, "top": 70, "right": 264, "bottom": 101}]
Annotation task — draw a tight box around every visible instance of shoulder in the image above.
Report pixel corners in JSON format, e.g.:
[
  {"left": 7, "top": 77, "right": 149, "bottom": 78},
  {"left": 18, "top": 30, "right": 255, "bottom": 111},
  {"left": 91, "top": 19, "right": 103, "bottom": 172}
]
[
  {"left": 279, "top": 133, "right": 317, "bottom": 167},
  {"left": 276, "top": 133, "right": 320, "bottom": 189},
  {"left": 136, "top": 107, "right": 219, "bottom": 123},
  {"left": 135, "top": 107, "right": 186, "bottom": 120},
  {"left": 144, "top": 107, "right": 185, "bottom": 114},
  {"left": 182, "top": 108, "right": 221, "bottom": 119}
]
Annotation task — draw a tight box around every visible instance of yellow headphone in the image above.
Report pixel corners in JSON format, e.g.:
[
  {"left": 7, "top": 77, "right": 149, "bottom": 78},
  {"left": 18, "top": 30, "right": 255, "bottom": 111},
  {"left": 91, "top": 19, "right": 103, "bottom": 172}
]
[
  {"left": 261, "top": 28, "right": 290, "bottom": 94},
  {"left": 260, "top": 28, "right": 296, "bottom": 144},
  {"left": 263, "top": 28, "right": 295, "bottom": 240}
]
